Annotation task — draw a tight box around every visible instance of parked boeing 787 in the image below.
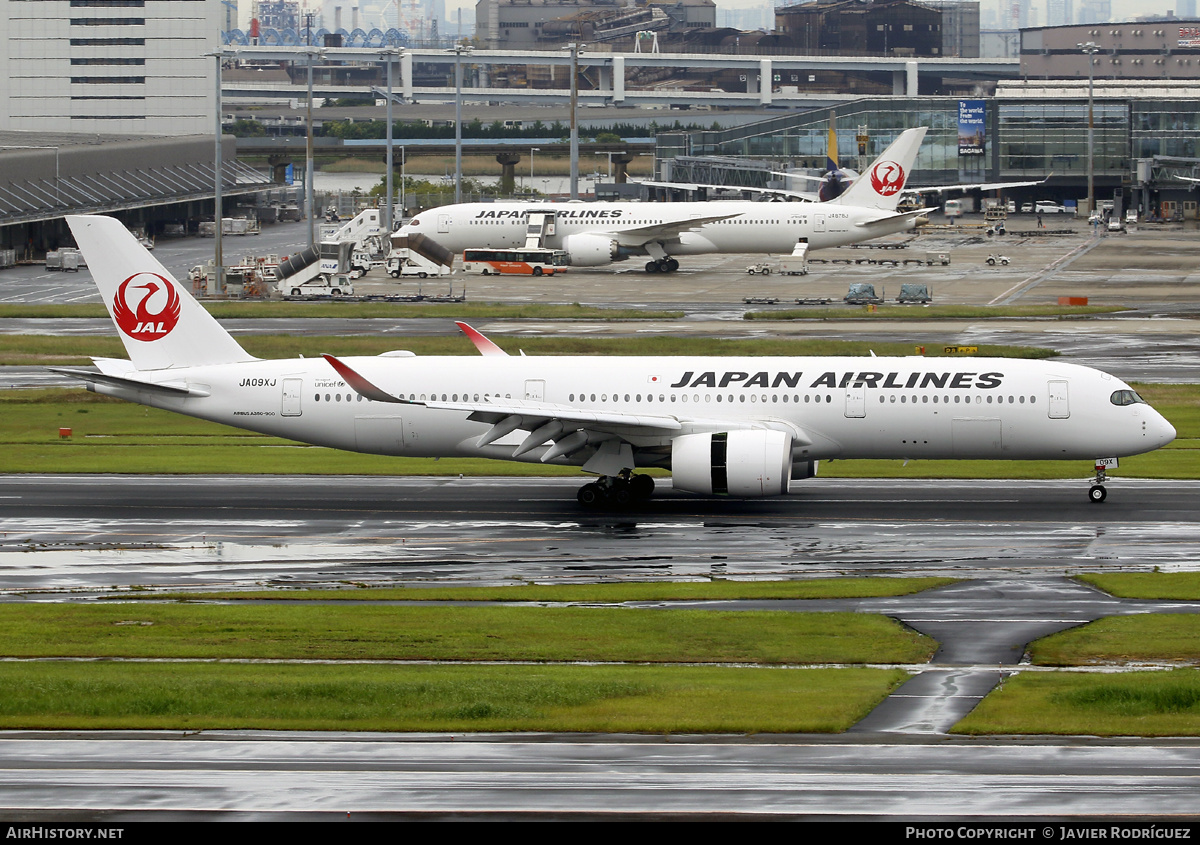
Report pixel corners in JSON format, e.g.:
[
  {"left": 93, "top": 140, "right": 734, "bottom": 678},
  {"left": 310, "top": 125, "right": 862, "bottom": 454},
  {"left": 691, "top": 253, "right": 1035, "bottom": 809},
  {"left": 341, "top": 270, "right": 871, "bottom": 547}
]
[
  {"left": 55, "top": 214, "right": 1174, "bottom": 506},
  {"left": 397, "top": 128, "right": 933, "bottom": 273}
]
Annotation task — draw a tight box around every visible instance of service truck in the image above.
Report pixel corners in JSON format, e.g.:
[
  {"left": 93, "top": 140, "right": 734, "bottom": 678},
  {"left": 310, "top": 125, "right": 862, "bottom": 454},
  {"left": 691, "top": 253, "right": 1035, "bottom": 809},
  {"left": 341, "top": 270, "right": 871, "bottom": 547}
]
[{"left": 388, "top": 248, "right": 452, "bottom": 278}]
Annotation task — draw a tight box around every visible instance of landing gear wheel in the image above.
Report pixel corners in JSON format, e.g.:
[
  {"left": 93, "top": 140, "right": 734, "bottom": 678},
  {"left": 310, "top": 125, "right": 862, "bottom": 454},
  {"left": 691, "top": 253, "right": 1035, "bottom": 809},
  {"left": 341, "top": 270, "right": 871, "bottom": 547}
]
[
  {"left": 577, "top": 483, "right": 604, "bottom": 506},
  {"left": 630, "top": 474, "right": 655, "bottom": 500},
  {"left": 645, "top": 261, "right": 659, "bottom": 273},
  {"left": 664, "top": 258, "right": 679, "bottom": 272},
  {"left": 1089, "top": 484, "right": 1107, "bottom": 503}
]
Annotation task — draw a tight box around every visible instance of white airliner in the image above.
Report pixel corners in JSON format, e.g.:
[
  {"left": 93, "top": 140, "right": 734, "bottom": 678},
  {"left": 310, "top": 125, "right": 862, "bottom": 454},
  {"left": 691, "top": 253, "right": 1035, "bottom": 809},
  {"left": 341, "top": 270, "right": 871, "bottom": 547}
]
[
  {"left": 399, "top": 127, "right": 933, "bottom": 273},
  {"left": 57, "top": 214, "right": 1174, "bottom": 506}
]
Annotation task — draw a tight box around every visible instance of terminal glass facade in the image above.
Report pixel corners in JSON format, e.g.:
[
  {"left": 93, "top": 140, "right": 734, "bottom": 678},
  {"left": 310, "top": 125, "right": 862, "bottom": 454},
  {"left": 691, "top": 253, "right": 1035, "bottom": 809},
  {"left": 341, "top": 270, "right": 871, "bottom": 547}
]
[{"left": 664, "top": 96, "right": 1200, "bottom": 191}]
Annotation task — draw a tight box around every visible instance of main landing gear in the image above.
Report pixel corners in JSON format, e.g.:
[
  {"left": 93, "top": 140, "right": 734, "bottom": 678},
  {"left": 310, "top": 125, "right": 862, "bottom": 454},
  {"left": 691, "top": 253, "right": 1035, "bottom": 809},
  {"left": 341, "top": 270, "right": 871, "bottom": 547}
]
[
  {"left": 644, "top": 258, "right": 679, "bottom": 273},
  {"left": 577, "top": 472, "right": 656, "bottom": 508}
]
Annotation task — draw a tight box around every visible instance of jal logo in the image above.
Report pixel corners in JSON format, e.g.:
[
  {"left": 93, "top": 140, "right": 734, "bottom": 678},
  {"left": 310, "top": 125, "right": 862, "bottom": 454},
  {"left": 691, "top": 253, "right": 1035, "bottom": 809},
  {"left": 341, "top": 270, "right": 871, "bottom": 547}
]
[
  {"left": 112, "top": 272, "right": 181, "bottom": 342},
  {"left": 869, "top": 160, "right": 906, "bottom": 196}
]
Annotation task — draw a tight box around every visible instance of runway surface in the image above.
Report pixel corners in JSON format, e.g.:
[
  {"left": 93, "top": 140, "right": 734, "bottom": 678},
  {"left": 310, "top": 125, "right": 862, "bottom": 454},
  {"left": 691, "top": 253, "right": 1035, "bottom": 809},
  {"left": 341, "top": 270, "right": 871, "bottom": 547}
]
[
  {"left": 4, "top": 732, "right": 1200, "bottom": 820},
  {"left": 5, "top": 221, "right": 1200, "bottom": 819},
  {"left": 4, "top": 473, "right": 1200, "bottom": 819},
  {"left": 2, "top": 475, "right": 1197, "bottom": 590}
]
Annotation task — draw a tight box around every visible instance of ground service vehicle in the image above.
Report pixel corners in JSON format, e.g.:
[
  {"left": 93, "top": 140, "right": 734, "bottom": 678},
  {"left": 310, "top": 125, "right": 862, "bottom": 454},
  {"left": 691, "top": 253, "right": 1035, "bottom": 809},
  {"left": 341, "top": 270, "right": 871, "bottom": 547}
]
[
  {"left": 388, "top": 249, "right": 452, "bottom": 278},
  {"left": 461, "top": 248, "right": 569, "bottom": 276}
]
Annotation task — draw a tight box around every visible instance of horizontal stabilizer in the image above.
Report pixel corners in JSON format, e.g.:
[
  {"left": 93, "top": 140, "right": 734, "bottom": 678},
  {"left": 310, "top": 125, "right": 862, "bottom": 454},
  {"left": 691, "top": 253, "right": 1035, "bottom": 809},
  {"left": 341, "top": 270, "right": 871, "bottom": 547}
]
[
  {"left": 855, "top": 207, "right": 934, "bottom": 227},
  {"left": 49, "top": 367, "right": 210, "bottom": 397}
]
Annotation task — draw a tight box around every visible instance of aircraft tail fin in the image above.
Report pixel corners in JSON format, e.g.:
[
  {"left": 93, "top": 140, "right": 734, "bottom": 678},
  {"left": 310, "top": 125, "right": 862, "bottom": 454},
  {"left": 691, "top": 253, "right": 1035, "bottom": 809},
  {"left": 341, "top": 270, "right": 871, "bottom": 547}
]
[
  {"left": 826, "top": 121, "right": 839, "bottom": 173},
  {"left": 831, "top": 127, "right": 927, "bottom": 212},
  {"left": 67, "top": 215, "right": 256, "bottom": 371}
]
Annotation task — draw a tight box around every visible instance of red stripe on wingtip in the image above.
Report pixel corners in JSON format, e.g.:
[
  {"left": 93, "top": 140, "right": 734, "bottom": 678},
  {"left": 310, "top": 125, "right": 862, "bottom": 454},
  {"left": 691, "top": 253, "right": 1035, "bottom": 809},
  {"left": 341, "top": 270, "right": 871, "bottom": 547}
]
[{"left": 321, "top": 353, "right": 403, "bottom": 403}]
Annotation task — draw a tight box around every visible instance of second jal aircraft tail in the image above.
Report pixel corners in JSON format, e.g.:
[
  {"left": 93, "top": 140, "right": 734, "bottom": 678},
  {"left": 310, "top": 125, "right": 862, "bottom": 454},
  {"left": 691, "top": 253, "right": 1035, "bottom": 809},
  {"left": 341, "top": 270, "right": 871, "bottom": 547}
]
[
  {"left": 67, "top": 215, "right": 256, "bottom": 371},
  {"left": 830, "top": 127, "right": 927, "bottom": 212}
]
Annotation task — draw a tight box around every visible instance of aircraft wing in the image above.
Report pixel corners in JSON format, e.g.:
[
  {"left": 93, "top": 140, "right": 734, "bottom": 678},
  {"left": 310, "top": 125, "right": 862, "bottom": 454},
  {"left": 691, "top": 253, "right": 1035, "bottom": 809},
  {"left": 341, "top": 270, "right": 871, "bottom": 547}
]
[
  {"left": 912, "top": 175, "right": 1053, "bottom": 194},
  {"left": 322, "top": 354, "right": 804, "bottom": 470},
  {"left": 639, "top": 178, "right": 818, "bottom": 202},
  {"left": 323, "top": 351, "right": 680, "bottom": 440},
  {"left": 602, "top": 211, "right": 746, "bottom": 244},
  {"left": 1173, "top": 175, "right": 1200, "bottom": 183}
]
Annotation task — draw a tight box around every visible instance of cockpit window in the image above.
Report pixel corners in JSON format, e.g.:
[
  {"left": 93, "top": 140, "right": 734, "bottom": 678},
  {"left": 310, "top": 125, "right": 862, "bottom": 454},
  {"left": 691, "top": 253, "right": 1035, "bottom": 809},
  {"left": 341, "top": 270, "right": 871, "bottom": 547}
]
[{"left": 1110, "top": 389, "right": 1146, "bottom": 406}]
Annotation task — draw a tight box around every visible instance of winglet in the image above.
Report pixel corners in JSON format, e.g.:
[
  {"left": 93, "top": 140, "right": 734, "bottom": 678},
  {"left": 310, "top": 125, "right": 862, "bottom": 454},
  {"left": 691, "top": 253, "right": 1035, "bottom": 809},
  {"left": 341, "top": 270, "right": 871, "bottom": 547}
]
[
  {"left": 321, "top": 354, "right": 406, "bottom": 404},
  {"left": 456, "top": 321, "right": 509, "bottom": 357}
]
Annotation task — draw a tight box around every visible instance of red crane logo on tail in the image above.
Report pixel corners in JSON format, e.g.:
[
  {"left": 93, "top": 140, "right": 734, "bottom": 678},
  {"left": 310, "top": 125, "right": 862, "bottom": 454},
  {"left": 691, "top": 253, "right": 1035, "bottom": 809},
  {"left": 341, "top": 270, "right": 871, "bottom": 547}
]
[
  {"left": 112, "top": 273, "right": 181, "bottom": 342},
  {"left": 869, "top": 160, "right": 906, "bottom": 197}
]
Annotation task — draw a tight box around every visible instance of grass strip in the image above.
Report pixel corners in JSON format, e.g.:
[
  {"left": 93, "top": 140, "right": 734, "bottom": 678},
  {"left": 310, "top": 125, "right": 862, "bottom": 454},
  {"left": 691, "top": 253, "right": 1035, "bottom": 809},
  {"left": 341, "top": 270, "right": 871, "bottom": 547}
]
[
  {"left": 138, "top": 577, "right": 957, "bottom": 604},
  {"left": 952, "top": 669, "right": 1200, "bottom": 737},
  {"left": 0, "top": 303, "right": 684, "bottom": 321},
  {"left": 0, "top": 604, "right": 936, "bottom": 664},
  {"left": 0, "top": 662, "right": 909, "bottom": 733},
  {"left": 744, "top": 305, "right": 1130, "bottom": 321},
  {"left": 0, "top": 333, "right": 1055, "bottom": 366},
  {"left": 1027, "top": 614, "right": 1200, "bottom": 666},
  {"left": 1078, "top": 572, "right": 1200, "bottom": 600}
]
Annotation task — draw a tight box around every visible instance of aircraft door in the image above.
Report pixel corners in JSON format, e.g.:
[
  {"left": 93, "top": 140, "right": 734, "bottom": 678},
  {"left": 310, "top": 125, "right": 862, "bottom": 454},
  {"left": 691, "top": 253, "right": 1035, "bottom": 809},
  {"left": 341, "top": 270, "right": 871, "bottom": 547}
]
[
  {"left": 281, "top": 378, "right": 303, "bottom": 417},
  {"left": 524, "top": 379, "right": 545, "bottom": 401},
  {"left": 437, "top": 213, "right": 452, "bottom": 233},
  {"left": 813, "top": 213, "right": 826, "bottom": 232},
  {"left": 1047, "top": 380, "right": 1070, "bottom": 419},
  {"left": 844, "top": 384, "right": 866, "bottom": 418}
]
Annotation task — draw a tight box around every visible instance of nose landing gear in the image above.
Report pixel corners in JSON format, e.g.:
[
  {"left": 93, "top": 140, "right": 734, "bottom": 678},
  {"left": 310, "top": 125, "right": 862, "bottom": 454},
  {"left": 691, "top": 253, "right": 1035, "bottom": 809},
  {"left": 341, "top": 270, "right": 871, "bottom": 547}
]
[{"left": 1089, "top": 460, "right": 1111, "bottom": 503}]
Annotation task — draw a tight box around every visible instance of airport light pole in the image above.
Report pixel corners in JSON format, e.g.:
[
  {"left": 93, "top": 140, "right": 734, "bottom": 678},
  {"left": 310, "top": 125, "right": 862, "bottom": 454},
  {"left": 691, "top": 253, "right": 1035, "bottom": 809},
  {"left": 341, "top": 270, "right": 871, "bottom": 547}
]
[
  {"left": 1079, "top": 40, "right": 1100, "bottom": 218},
  {"left": 450, "top": 42, "right": 474, "bottom": 205},
  {"left": 205, "top": 49, "right": 229, "bottom": 294},
  {"left": 304, "top": 17, "right": 319, "bottom": 248},
  {"left": 565, "top": 43, "right": 581, "bottom": 200},
  {"left": 380, "top": 47, "right": 402, "bottom": 235}
]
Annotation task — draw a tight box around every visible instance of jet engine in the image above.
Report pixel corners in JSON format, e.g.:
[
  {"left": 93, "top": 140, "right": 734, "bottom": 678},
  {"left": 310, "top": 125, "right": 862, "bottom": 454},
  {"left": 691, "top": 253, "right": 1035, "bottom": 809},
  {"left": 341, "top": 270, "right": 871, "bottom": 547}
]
[
  {"left": 562, "top": 234, "right": 619, "bottom": 266},
  {"left": 671, "top": 430, "right": 794, "bottom": 497}
]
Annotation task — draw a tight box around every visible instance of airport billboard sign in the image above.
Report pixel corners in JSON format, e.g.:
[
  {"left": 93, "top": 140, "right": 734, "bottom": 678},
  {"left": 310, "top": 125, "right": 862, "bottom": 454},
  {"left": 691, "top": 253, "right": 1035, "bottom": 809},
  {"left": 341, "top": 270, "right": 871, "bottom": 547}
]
[{"left": 958, "top": 100, "right": 986, "bottom": 157}]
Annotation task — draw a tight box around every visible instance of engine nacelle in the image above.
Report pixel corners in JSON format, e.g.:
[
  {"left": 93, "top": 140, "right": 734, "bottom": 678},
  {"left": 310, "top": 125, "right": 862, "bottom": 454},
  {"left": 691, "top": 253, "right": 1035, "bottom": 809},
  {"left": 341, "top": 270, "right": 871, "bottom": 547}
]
[
  {"left": 671, "top": 430, "right": 793, "bottom": 497},
  {"left": 562, "top": 233, "right": 619, "bottom": 266}
]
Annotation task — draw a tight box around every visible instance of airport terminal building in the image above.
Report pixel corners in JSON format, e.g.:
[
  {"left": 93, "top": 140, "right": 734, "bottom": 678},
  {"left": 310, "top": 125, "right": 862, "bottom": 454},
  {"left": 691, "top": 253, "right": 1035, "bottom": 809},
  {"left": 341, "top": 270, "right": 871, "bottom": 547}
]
[
  {"left": 658, "top": 83, "right": 1200, "bottom": 219},
  {"left": 0, "top": 0, "right": 274, "bottom": 252}
]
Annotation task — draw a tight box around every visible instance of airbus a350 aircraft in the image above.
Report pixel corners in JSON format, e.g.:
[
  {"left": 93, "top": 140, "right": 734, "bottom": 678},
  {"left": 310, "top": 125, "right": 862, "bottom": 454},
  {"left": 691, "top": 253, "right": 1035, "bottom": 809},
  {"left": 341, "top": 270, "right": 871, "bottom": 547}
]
[
  {"left": 399, "top": 127, "right": 933, "bottom": 273},
  {"left": 57, "top": 214, "right": 1174, "bottom": 506}
]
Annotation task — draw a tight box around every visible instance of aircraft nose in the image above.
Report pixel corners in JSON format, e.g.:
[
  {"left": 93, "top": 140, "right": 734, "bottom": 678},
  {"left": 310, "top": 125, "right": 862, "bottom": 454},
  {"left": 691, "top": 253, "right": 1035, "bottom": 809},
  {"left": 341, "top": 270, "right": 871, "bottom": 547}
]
[{"left": 1150, "top": 410, "right": 1176, "bottom": 448}]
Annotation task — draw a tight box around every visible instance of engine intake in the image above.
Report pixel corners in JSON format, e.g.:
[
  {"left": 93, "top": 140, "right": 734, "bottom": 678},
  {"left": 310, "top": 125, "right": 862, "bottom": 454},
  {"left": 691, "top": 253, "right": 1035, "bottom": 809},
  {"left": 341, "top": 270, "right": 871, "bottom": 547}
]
[
  {"left": 671, "top": 430, "right": 794, "bottom": 497},
  {"left": 562, "top": 233, "right": 619, "bottom": 266}
]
